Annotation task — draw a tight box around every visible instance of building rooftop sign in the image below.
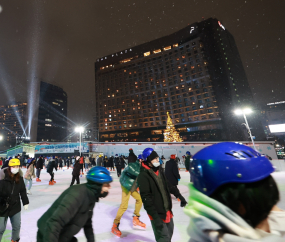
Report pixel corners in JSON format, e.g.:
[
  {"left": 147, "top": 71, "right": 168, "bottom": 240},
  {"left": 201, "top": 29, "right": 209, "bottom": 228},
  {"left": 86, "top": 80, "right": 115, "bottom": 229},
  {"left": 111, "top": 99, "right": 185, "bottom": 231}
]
[{"left": 267, "top": 101, "right": 285, "bottom": 105}]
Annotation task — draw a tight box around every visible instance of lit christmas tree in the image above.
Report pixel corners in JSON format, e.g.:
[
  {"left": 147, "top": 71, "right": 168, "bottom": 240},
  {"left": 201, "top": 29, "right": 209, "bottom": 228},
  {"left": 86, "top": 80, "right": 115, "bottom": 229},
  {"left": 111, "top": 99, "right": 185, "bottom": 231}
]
[{"left": 164, "top": 112, "right": 183, "bottom": 142}]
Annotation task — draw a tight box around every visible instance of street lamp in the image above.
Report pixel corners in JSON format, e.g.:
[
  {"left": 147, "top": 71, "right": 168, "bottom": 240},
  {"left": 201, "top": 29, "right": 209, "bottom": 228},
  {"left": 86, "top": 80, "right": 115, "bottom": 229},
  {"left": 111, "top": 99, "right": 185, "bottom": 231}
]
[
  {"left": 75, "top": 126, "right": 84, "bottom": 156},
  {"left": 0, "top": 135, "right": 3, "bottom": 141},
  {"left": 234, "top": 108, "right": 257, "bottom": 151}
]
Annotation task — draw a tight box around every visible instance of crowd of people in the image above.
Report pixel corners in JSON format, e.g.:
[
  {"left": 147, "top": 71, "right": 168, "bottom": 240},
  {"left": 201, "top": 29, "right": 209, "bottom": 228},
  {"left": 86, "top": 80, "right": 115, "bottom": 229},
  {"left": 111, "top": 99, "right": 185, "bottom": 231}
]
[{"left": 0, "top": 142, "right": 284, "bottom": 241}]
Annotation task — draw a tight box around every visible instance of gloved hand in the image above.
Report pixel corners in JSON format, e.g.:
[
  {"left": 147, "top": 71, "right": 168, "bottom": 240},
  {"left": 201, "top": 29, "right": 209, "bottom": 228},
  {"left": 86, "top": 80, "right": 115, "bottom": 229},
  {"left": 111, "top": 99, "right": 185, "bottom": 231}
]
[
  {"left": 179, "top": 195, "right": 187, "bottom": 207},
  {"left": 24, "top": 204, "right": 29, "bottom": 210},
  {"left": 178, "top": 179, "right": 180, "bottom": 181}
]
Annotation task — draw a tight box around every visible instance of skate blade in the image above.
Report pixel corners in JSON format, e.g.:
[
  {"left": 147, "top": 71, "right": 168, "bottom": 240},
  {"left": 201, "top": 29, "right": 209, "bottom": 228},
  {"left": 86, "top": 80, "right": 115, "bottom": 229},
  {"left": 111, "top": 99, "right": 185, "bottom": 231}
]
[
  {"left": 111, "top": 232, "right": 121, "bottom": 238},
  {"left": 133, "top": 225, "right": 146, "bottom": 230}
]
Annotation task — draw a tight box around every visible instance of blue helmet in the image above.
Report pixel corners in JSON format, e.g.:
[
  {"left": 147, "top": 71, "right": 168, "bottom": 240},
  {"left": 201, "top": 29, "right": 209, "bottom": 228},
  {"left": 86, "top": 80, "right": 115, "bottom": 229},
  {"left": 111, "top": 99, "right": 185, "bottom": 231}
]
[
  {"left": 186, "top": 151, "right": 191, "bottom": 155},
  {"left": 191, "top": 142, "right": 274, "bottom": 196},
  {"left": 142, "top": 148, "right": 153, "bottom": 160},
  {"left": 86, "top": 167, "right": 113, "bottom": 184},
  {"left": 138, "top": 154, "right": 143, "bottom": 160}
]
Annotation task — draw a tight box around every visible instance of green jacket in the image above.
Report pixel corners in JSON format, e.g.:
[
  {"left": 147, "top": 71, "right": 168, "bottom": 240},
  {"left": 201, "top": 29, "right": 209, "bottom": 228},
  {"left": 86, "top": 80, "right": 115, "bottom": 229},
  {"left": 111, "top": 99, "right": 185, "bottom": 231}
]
[{"left": 120, "top": 160, "right": 140, "bottom": 191}]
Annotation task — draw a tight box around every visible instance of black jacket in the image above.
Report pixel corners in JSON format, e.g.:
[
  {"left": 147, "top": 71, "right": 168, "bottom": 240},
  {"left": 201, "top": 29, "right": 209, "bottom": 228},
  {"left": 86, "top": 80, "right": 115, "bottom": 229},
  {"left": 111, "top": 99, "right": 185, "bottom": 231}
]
[
  {"left": 1, "top": 159, "right": 9, "bottom": 169},
  {"left": 165, "top": 159, "right": 181, "bottom": 186},
  {"left": 37, "top": 183, "right": 101, "bottom": 242},
  {"left": 137, "top": 164, "right": 181, "bottom": 220},
  {"left": 72, "top": 161, "right": 81, "bottom": 177},
  {"left": 128, "top": 152, "right": 137, "bottom": 164},
  {"left": 46, "top": 160, "right": 57, "bottom": 173},
  {"left": 120, "top": 157, "right": 127, "bottom": 168},
  {"left": 36, "top": 158, "right": 44, "bottom": 169},
  {"left": 0, "top": 168, "right": 29, "bottom": 217},
  {"left": 114, "top": 157, "right": 120, "bottom": 167},
  {"left": 58, "top": 158, "right": 63, "bottom": 167}
]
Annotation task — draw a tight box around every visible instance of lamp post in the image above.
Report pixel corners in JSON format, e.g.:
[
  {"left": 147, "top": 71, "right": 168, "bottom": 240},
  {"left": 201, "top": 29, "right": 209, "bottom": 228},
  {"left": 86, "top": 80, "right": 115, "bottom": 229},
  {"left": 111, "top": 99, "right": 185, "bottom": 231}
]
[
  {"left": 75, "top": 126, "right": 84, "bottom": 156},
  {"left": 234, "top": 108, "right": 257, "bottom": 151}
]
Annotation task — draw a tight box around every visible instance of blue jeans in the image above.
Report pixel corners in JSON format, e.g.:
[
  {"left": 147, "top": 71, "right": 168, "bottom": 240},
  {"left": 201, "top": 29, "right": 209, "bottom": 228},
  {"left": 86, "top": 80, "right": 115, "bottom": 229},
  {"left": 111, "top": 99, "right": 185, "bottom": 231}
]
[
  {"left": 85, "top": 163, "right": 89, "bottom": 169},
  {"left": 24, "top": 178, "right": 32, "bottom": 190},
  {"left": 0, "top": 212, "right": 21, "bottom": 241}
]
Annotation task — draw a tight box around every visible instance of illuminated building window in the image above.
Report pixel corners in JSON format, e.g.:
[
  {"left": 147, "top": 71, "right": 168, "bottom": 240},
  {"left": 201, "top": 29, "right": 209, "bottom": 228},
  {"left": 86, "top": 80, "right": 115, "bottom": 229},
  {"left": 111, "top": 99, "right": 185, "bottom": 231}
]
[
  {"left": 176, "top": 87, "right": 179, "bottom": 89},
  {"left": 144, "top": 51, "right": 150, "bottom": 57},
  {"left": 153, "top": 49, "right": 161, "bottom": 54},
  {"left": 173, "top": 43, "right": 178, "bottom": 47},
  {"left": 163, "top": 46, "right": 171, "bottom": 51},
  {"left": 45, "top": 124, "right": 52, "bottom": 127}
]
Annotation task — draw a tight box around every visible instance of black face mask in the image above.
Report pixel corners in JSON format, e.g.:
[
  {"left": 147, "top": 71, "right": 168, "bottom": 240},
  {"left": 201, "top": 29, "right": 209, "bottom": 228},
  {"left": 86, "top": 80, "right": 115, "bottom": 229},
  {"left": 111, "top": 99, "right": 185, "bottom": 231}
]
[{"left": 99, "top": 191, "right": 109, "bottom": 198}]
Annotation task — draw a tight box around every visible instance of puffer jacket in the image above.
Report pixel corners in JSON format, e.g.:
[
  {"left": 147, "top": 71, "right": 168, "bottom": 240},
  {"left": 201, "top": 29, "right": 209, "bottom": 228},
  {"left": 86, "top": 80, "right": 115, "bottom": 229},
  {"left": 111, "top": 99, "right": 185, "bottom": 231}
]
[
  {"left": 46, "top": 159, "right": 57, "bottom": 173},
  {"left": 37, "top": 183, "right": 101, "bottom": 242},
  {"left": 24, "top": 164, "right": 36, "bottom": 180},
  {"left": 120, "top": 160, "right": 140, "bottom": 191},
  {"left": 184, "top": 184, "right": 285, "bottom": 242},
  {"left": 0, "top": 168, "right": 29, "bottom": 217}
]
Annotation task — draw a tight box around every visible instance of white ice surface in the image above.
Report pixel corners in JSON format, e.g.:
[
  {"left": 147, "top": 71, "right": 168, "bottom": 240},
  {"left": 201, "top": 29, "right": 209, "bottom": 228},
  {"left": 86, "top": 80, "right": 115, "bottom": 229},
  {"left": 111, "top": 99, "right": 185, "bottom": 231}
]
[{"left": 2, "top": 167, "right": 285, "bottom": 242}]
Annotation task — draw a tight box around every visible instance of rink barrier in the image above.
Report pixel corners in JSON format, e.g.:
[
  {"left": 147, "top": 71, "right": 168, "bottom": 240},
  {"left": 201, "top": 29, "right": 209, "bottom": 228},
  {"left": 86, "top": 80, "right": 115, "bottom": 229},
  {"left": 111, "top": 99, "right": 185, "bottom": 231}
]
[{"left": 271, "top": 160, "right": 285, "bottom": 172}]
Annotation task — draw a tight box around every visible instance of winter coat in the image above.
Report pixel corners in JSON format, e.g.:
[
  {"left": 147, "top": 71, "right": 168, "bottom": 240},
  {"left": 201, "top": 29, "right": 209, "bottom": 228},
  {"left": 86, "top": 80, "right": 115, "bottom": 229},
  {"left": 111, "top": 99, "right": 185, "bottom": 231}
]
[
  {"left": 120, "top": 161, "right": 141, "bottom": 191},
  {"left": 127, "top": 152, "right": 137, "bottom": 164},
  {"left": 1, "top": 159, "right": 9, "bottom": 169},
  {"left": 97, "top": 157, "right": 103, "bottom": 167},
  {"left": 0, "top": 168, "right": 29, "bottom": 217},
  {"left": 184, "top": 184, "right": 285, "bottom": 242},
  {"left": 185, "top": 155, "right": 191, "bottom": 170},
  {"left": 120, "top": 157, "right": 127, "bottom": 168},
  {"left": 72, "top": 161, "right": 81, "bottom": 177},
  {"left": 59, "top": 158, "right": 63, "bottom": 167},
  {"left": 46, "top": 159, "right": 57, "bottom": 173},
  {"left": 114, "top": 157, "right": 120, "bottom": 167},
  {"left": 79, "top": 157, "right": 84, "bottom": 164},
  {"left": 108, "top": 157, "right": 114, "bottom": 167},
  {"left": 37, "top": 183, "right": 101, "bottom": 242},
  {"left": 36, "top": 158, "right": 44, "bottom": 169},
  {"left": 137, "top": 163, "right": 181, "bottom": 220},
  {"left": 165, "top": 158, "right": 181, "bottom": 186},
  {"left": 91, "top": 158, "right": 96, "bottom": 166},
  {"left": 85, "top": 157, "right": 90, "bottom": 164},
  {"left": 24, "top": 164, "right": 36, "bottom": 180}
]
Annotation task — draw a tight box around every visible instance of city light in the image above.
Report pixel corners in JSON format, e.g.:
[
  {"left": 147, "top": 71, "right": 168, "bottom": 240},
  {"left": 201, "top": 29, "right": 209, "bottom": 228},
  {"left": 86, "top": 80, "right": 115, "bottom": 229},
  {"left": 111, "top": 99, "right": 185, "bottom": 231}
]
[
  {"left": 0, "top": 135, "right": 3, "bottom": 141},
  {"left": 75, "top": 126, "right": 84, "bottom": 133},
  {"left": 234, "top": 108, "right": 252, "bottom": 115},
  {"left": 269, "top": 124, "right": 285, "bottom": 133}
]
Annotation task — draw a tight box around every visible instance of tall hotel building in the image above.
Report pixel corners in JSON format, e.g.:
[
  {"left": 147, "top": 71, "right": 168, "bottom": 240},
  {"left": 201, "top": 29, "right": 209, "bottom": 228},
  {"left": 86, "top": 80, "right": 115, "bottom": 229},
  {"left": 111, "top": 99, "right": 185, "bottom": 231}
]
[{"left": 94, "top": 18, "right": 265, "bottom": 142}]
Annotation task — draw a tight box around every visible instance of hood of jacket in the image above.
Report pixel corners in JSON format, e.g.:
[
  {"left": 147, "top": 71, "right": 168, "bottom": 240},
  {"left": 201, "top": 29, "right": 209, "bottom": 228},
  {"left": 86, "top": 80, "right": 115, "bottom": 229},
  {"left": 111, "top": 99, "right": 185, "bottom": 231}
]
[
  {"left": 184, "top": 184, "right": 285, "bottom": 242},
  {"left": 0, "top": 167, "right": 24, "bottom": 180}
]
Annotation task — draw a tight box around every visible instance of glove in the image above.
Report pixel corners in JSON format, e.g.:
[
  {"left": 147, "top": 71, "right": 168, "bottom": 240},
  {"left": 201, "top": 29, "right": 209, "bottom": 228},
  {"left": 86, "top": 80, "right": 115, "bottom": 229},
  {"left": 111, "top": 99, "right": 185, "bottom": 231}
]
[
  {"left": 178, "top": 179, "right": 180, "bottom": 181},
  {"left": 179, "top": 195, "right": 187, "bottom": 207},
  {"left": 24, "top": 204, "right": 29, "bottom": 210}
]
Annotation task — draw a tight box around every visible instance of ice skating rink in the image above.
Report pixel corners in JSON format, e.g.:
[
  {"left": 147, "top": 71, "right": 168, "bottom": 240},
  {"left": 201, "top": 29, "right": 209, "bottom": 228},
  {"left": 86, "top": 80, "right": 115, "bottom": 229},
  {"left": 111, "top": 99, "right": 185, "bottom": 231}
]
[{"left": 2, "top": 167, "right": 285, "bottom": 242}]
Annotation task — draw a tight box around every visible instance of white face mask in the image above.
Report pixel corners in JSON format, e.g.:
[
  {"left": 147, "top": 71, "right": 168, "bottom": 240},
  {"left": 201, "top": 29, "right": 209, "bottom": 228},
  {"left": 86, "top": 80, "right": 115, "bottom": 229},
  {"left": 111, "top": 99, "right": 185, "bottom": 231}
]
[
  {"left": 152, "top": 162, "right": 160, "bottom": 167},
  {"left": 11, "top": 167, "right": 19, "bottom": 174}
]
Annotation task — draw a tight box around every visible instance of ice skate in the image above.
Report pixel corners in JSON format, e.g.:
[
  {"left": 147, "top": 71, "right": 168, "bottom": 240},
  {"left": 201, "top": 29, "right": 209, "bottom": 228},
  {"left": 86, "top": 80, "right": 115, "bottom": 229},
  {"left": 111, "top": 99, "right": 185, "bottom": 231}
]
[
  {"left": 27, "top": 190, "right": 32, "bottom": 195},
  {"left": 133, "top": 216, "right": 146, "bottom": 230},
  {"left": 111, "top": 223, "right": 122, "bottom": 237},
  {"left": 36, "top": 178, "right": 41, "bottom": 182},
  {"left": 52, "top": 180, "right": 56, "bottom": 184},
  {"left": 49, "top": 181, "right": 54, "bottom": 185}
]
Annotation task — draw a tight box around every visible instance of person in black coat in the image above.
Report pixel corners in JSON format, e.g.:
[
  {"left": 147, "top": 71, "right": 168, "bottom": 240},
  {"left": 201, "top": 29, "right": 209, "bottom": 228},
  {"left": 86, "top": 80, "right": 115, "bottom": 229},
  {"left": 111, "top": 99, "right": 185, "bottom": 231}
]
[
  {"left": 165, "top": 154, "right": 182, "bottom": 200},
  {"left": 114, "top": 155, "right": 121, "bottom": 177},
  {"left": 37, "top": 166, "right": 112, "bottom": 242},
  {"left": 36, "top": 155, "right": 44, "bottom": 182},
  {"left": 66, "top": 157, "right": 70, "bottom": 169},
  {"left": 58, "top": 157, "right": 63, "bottom": 169},
  {"left": 0, "top": 158, "right": 29, "bottom": 242},
  {"left": 46, "top": 157, "right": 57, "bottom": 185},
  {"left": 138, "top": 148, "right": 187, "bottom": 242},
  {"left": 127, "top": 148, "right": 137, "bottom": 164},
  {"left": 120, "top": 156, "right": 127, "bottom": 169},
  {"left": 70, "top": 157, "right": 81, "bottom": 186},
  {"left": 1, "top": 157, "right": 11, "bottom": 170}
]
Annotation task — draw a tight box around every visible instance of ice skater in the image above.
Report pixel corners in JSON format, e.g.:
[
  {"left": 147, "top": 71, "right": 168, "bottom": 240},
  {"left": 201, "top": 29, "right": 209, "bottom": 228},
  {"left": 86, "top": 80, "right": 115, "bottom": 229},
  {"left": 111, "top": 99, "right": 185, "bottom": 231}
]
[
  {"left": 114, "top": 154, "right": 121, "bottom": 177},
  {"left": 112, "top": 154, "right": 146, "bottom": 237},
  {"left": 37, "top": 167, "right": 112, "bottom": 242},
  {"left": 184, "top": 151, "right": 191, "bottom": 172},
  {"left": 46, "top": 156, "right": 57, "bottom": 185},
  {"left": 138, "top": 148, "right": 187, "bottom": 242},
  {"left": 24, "top": 158, "right": 36, "bottom": 194},
  {"left": 0, "top": 158, "right": 29, "bottom": 242},
  {"left": 36, "top": 155, "right": 44, "bottom": 182},
  {"left": 185, "top": 142, "right": 285, "bottom": 241},
  {"left": 70, "top": 156, "right": 80, "bottom": 186}
]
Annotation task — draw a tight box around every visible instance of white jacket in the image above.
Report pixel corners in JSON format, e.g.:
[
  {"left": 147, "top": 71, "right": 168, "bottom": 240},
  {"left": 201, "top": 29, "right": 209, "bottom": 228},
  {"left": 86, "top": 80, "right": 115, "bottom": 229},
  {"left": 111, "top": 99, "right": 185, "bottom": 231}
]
[{"left": 184, "top": 184, "right": 285, "bottom": 242}]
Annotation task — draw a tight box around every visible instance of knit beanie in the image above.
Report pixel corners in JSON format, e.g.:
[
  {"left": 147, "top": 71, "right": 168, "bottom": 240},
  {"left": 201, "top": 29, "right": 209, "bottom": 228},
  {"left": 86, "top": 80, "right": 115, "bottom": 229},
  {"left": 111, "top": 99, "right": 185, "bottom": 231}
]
[{"left": 146, "top": 151, "right": 159, "bottom": 163}]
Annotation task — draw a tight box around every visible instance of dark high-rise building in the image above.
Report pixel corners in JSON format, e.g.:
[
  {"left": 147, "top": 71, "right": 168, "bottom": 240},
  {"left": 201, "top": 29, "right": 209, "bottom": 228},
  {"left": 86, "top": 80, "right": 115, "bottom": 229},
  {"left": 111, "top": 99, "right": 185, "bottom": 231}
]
[
  {"left": 94, "top": 18, "right": 265, "bottom": 142},
  {"left": 0, "top": 102, "right": 28, "bottom": 149},
  {"left": 35, "top": 81, "right": 68, "bottom": 142}
]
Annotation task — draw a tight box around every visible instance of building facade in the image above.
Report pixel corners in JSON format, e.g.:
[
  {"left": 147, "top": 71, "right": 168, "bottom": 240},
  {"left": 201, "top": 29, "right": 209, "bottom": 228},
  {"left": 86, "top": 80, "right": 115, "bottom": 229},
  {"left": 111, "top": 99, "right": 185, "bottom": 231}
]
[
  {"left": 94, "top": 18, "right": 265, "bottom": 142},
  {"left": 0, "top": 102, "right": 28, "bottom": 149},
  {"left": 35, "top": 81, "right": 68, "bottom": 142}
]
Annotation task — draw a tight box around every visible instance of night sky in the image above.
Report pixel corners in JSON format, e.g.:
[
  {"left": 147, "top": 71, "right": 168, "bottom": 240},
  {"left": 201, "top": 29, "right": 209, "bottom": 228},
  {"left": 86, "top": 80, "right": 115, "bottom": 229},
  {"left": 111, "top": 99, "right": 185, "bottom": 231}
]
[{"left": 0, "top": 0, "right": 284, "bottom": 131}]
